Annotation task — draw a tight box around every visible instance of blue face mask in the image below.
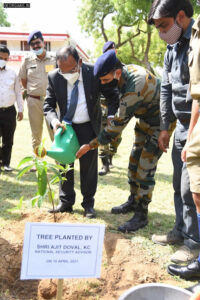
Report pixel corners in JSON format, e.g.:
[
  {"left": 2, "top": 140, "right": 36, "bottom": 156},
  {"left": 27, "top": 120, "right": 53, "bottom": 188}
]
[{"left": 32, "top": 48, "right": 44, "bottom": 56}]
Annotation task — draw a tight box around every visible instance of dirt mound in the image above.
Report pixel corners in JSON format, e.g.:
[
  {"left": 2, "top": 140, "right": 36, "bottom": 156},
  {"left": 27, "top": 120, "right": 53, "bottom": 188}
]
[{"left": 0, "top": 210, "right": 182, "bottom": 300}]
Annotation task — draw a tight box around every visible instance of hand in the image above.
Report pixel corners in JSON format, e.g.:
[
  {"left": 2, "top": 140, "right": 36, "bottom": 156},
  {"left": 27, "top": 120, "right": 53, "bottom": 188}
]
[
  {"left": 17, "top": 112, "right": 23, "bottom": 121},
  {"left": 181, "top": 143, "right": 188, "bottom": 162},
  {"left": 22, "top": 89, "right": 27, "bottom": 100},
  {"left": 76, "top": 144, "right": 91, "bottom": 159},
  {"left": 158, "top": 130, "right": 170, "bottom": 152},
  {"left": 53, "top": 122, "right": 66, "bottom": 134}
]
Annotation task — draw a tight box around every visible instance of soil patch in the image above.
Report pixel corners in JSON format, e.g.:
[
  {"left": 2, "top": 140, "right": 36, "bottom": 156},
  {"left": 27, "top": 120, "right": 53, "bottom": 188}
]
[{"left": 0, "top": 210, "right": 183, "bottom": 300}]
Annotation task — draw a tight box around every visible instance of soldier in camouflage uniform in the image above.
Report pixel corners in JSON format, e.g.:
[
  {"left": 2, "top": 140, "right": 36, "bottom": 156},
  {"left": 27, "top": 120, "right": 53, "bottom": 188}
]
[
  {"left": 99, "top": 95, "right": 122, "bottom": 175},
  {"left": 76, "top": 50, "right": 175, "bottom": 232},
  {"left": 99, "top": 40, "right": 121, "bottom": 176}
]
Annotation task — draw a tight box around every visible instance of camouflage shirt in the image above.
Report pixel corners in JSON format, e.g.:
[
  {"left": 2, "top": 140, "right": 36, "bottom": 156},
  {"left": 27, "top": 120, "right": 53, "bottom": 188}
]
[{"left": 90, "top": 64, "right": 161, "bottom": 149}]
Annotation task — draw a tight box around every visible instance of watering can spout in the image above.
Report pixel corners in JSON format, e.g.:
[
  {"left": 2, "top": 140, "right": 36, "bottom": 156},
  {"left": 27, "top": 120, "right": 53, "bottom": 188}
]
[{"left": 35, "top": 124, "right": 80, "bottom": 165}]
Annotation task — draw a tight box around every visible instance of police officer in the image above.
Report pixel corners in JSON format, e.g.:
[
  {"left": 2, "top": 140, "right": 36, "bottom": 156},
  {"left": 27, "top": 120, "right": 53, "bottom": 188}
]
[
  {"left": 19, "top": 30, "right": 56, "bottom": 166},
  {"left": 99, "top": 41, "right": 122, "bottom": 176},
  {"left": 76, "top": 50, "right": 175, "bottom": 232}
]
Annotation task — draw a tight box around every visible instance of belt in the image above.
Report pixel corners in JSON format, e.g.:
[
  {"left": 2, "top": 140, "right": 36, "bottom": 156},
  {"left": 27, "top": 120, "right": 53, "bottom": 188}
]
[
  {"left": 0, "top": 105, "right": 14, "bottom": 112},
  {"left": 27, "top": 94, "right": 43, "bottom": 100}
]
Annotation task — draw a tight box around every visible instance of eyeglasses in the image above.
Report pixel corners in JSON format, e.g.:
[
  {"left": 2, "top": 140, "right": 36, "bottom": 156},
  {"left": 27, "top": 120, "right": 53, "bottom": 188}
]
[{"left": 30, "top": 40, "right": 42, "bottom": 47}]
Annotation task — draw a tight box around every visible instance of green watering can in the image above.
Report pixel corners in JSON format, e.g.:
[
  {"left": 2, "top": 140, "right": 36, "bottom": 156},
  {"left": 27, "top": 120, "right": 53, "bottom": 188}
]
[{"left": 35, "top": 124, "right": 80, "bottom": 165}]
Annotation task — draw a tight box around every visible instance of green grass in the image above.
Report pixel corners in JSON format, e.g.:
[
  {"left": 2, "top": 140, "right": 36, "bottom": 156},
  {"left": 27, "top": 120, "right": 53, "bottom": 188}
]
[
  {"left": 0, "top": 106, "right": 196, "bottom": 289},
  {"left": 0, "top": 104, "right": 175, "bottom": 238}
]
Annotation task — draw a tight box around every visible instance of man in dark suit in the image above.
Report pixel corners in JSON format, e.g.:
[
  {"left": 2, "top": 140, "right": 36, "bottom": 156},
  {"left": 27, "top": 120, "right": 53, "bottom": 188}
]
[{"left": 44, "top": 45, "right": 117, "bottom": 218}]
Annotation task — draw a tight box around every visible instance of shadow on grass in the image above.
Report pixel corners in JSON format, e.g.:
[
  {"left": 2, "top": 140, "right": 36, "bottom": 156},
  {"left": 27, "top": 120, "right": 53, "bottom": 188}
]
[
  {"left": 155, "top": 172, "right": 173, "bottom": 184},
  {"left": 1, "top": 169, "right": 38, "bottom": 183},
  {"left": 0, "top": 175, "right": 39, "bottom": 221},
  {"left": 87, "top": 209, "right": 176, "bottom": 239}
]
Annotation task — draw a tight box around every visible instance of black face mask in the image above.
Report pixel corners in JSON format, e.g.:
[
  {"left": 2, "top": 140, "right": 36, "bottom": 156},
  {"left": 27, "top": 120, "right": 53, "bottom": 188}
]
[{"left": 103, "top": 79, "right": 118, "bottom": 89}]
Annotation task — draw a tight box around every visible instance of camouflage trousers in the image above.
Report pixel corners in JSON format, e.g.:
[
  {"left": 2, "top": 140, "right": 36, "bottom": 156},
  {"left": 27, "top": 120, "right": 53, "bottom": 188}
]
[
  {"left": 99, "top": 106, "right": 122, "bottom": 159},
  {"left": 128, "top": 119, "right": 174, "bottom": 211}
]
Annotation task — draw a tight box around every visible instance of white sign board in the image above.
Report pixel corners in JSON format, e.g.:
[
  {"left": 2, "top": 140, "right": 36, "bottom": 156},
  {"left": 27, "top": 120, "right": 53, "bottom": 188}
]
[{"left": 20, "top": 222, "right": 105, "bottom": 279}]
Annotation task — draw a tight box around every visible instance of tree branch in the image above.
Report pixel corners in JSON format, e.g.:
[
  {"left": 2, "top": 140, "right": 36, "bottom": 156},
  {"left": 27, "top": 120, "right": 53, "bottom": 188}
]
[
  {"left": 129, "top": 40, "right": 143, "bottom": 65},
  {"left": 117, "top": 29, "right": 141, "bottom": 48},
  {"left": 101, "top": 14, "right": 108, "bottom": 41}
]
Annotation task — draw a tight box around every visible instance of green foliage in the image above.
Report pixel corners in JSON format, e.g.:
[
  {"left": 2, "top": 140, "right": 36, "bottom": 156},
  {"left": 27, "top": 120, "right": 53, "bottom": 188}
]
[
  {"left": 0, "top": 3, "right": 11, "bottom": 27},
  {"left": 78, "top": 0, "right": 200, "bottom": 70},
  {"left": 17, "top": 154, "right": 68, "bottom": 209}
]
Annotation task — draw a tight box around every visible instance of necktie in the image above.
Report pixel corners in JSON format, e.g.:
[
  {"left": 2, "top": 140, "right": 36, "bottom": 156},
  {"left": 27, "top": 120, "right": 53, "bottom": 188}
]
[{"left": 64, "top": 80, "right": 79, "bottom": 123}]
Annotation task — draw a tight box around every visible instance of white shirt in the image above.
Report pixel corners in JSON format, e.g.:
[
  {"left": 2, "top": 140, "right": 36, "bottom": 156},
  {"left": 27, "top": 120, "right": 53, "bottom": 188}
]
[
  {"left": 67, "top": 69, "right": 90, "bottom": 124},
  {"left": 52, "top": 68, "right": 90, "bottom": 129},
  {"left": 0, "top": 66, "right": 23, "bottom": 112}
]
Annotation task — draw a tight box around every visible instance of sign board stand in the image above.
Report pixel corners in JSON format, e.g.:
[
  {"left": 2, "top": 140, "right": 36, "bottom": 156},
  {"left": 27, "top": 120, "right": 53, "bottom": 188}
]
[
  {"left": 21, "top": 222, "right": 105, "bottom": 300},
  {"left": 57, "top": 279, "right": 63, "bottom": 300}
]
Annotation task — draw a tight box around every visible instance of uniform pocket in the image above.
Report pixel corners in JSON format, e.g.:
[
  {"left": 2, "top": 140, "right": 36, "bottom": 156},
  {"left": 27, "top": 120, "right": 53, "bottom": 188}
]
[{"left": 27, "top": 64, "right": 38, "bottom": 79}]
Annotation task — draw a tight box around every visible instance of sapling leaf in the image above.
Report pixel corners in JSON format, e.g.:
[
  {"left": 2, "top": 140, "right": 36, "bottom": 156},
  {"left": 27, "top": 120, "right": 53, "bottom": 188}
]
[
  {"left": 48, "top": 163, "right": 69, "bottom": 173},
  {"left": 38, "top": 195, "right": 45, "bottom": 208},
  {"left": 48, "top": 190, "right": 55, "bottom": 203},
  {"left": 8, "top": 196, "right": 24, "bottom": 211},
  {"left": 31, "top": 195, "right": 40, "bottom": 207},
  {"left": 48, "top": 166, "right": 62, "bottom": 177},
  {"left": 16, "top": 164, "right": 35, "bottom": 179},
  {"left": 17, "top": 141, "right": 70, "bottom": 212},
  {"left": 37, "top": 168, "right": 47, "bottom": 196},
  {"left": 18, "top": 196, "right": 24, "bottom": 209},
  {"left": 50, "top": 175, "right": 61, "bottom": 185},
  {"left": 17, "top": 156, "right": 34, "bottom": 168}
]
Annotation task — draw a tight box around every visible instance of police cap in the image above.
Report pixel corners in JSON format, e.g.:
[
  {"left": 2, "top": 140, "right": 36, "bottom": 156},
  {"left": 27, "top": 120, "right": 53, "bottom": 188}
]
[
  {"left": 94, "top": 50, "right": 117, "bottom": 78},
  {"left": 102, "top": 41, "right": 115, "bottom": 53},
  {"left": 28, "top": 30, "right": 43, "bottom": 45}
]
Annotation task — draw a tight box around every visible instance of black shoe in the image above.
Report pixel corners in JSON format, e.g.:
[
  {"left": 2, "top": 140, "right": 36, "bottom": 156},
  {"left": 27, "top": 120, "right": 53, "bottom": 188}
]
[
  {"left": 3, "top": 165, "right": 13, "bottom": 172},
  {"left": 168, "top": 260, "right": 200, "bottom": 280},
  {"left": 49, "top": 203, "right": 73, "bottom": 214},
  {"left": 111, "top": 194, "right": 137, "bottom": 214},
  {"left": 99, "top": 156, "right": 110, "bottom": 176},
  {"left": 99, "top": 165, "right": 110, "bottom": 176},
  {"left": 84, "top": 207, "right": 96, "bottom": 219},
  {"left": 108, "top": 155, "right": 114, "bottom": 169},
  {"left": 118, "top": 211, "right": 148, "bottom": 233},
  {"left": 186, "top": 282, "right": 200, "bottom": 293}
]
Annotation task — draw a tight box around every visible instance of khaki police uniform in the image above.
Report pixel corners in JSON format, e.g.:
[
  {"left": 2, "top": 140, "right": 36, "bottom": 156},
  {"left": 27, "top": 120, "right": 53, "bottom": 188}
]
[
  {"left": 19, "top": 52, "right": 56, "bottom": 149},
  {"left": 187, "top": 15, "right": 200, "bottom": 193}
]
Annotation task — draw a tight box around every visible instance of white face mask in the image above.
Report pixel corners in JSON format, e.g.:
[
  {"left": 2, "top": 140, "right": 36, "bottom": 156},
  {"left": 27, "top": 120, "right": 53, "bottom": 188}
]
[
  {"left": 62, "top": 72, "right": 79, "bottom": 85},
  {"left": 32, "top": 47, "right": 44, "bottom": 56},
  {"left": 0, "top": 59, "right": 6, "bottom": 69},
  {"left": 159, "top": 22, "right": 182, "bottom": 45}
]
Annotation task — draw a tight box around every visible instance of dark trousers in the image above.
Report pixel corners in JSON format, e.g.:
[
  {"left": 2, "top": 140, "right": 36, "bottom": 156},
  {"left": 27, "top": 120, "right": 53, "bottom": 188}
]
[
  {"left": 0, "top": 106, "right": 16, "bottom": 166},
  {"left": 59, "top": 121, "right": 98, "bottom": 209},
  {"left": 172, "top": 128, "right": 200, "bottom": 249}
]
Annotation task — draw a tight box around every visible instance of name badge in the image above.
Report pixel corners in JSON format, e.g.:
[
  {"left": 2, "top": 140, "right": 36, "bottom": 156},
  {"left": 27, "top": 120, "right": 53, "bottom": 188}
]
[{"left": 45, "top": 64, "right": 54, "bottom": 72}]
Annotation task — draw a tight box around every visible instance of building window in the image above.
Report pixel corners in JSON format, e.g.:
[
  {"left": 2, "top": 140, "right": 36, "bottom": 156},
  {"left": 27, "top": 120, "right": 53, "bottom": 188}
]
[
  {"left": 20, "top": 41, "right": 30, "bottom": 51},
  {"left": 0, "top": 40, "right": 7, "bottom": 46},
  {"left": 45, "top": 42, "right": 51, "bottom": 51}
]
